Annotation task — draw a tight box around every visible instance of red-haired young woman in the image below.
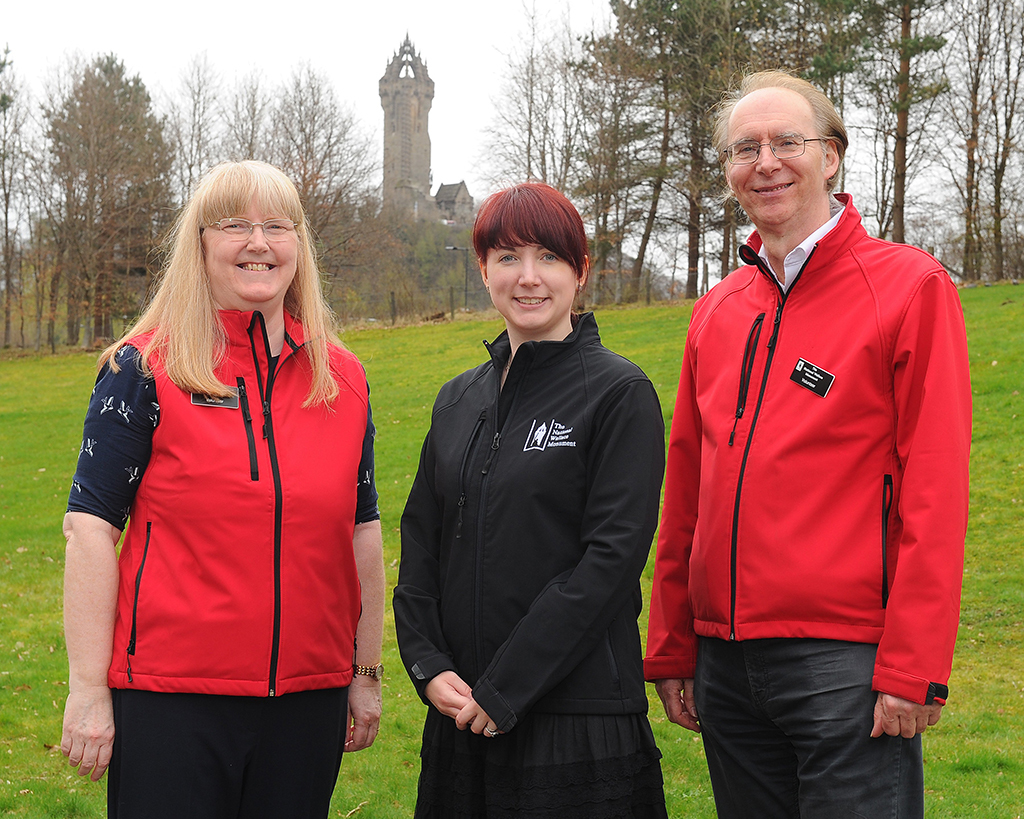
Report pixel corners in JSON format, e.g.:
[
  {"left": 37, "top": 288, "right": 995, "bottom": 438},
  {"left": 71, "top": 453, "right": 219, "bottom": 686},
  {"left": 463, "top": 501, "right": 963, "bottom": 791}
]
[{"left": 395, "top": 182, "right": 668, "bottom": 817}]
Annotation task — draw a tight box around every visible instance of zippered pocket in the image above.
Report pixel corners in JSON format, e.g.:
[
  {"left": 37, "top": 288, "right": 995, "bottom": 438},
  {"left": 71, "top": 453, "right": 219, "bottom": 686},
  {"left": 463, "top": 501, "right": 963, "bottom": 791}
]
[
  {"left": 126, "top": 521, "right": 153, "bottom": 682},
  {"left": 730, "top": 313, "right": 766, "bottom": 446},
  {"left": 238, "top": 377, "right": 259, "bottom": 481},
  {"left": 881, "top": 474, "right": 894, "bottom": 608},
  {"left": 456, "top": 410, "right": 487, "bottom": 539}
]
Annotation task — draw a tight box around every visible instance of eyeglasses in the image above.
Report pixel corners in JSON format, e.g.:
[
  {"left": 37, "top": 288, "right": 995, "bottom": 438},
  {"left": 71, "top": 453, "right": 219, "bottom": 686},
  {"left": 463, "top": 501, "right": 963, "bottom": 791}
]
[
  {"left": 207, "top": 218, "right": 297, "bottom": 241},
  {"left": 723, "top": 136, "right": 827, "bottom": 165}
]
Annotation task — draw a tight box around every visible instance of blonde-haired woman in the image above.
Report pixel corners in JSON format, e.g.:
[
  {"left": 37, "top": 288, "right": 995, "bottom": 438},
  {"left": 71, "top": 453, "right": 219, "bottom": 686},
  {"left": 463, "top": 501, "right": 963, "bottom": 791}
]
[{"left": 60, "top": 161, "right": 385, "bottom": 819}]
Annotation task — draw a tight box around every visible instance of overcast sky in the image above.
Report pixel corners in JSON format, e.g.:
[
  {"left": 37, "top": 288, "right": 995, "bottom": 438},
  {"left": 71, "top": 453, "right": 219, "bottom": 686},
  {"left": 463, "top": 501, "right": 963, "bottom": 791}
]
[{"left": 4, "top": 0, "right": 613, "bottom": 200}]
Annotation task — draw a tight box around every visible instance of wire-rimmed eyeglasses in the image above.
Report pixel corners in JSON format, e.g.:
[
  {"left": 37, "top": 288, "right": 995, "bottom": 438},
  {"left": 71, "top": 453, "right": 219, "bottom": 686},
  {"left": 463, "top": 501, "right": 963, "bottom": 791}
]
[
  {"left": 723, "top": 136, "right": 827, "bottom": 165},
  {"left": 207, "top": 218, "right": 298, "bottom": 241}
]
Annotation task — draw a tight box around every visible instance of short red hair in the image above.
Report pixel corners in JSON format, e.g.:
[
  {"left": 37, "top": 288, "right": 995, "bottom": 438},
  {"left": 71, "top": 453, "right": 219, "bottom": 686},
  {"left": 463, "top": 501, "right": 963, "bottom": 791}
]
[{"left": 472, "top": 182, "right": 589, "bottom": 280}]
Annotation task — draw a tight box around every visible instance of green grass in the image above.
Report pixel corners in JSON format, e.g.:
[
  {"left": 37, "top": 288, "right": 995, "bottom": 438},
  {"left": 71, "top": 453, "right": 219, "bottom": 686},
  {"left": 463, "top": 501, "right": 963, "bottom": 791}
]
[{"left": 1, "top": 287, "right": 1021, "bottom": 817}]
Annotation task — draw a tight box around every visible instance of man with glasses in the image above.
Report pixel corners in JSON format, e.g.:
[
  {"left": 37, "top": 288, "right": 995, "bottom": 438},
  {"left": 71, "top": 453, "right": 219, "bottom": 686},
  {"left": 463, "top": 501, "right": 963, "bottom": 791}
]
[{"left": 645, "top": 70, "right": 971, "bottom": 817}]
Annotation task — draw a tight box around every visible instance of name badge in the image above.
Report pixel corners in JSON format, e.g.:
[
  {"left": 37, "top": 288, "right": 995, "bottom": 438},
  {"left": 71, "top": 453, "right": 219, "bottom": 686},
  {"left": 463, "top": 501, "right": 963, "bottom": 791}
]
[
  {"left": 790, "top": 359, "right": 835, "bottom": 398},
  {"left": 191, "top": 388, "right": 240, "bottom": 409}
]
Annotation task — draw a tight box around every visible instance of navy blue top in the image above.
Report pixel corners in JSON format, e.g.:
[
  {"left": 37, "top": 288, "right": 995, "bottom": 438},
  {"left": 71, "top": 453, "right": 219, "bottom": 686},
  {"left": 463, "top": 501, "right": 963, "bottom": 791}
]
[{"left": 68, "top": 346, "right": 380, "bottom": 529}]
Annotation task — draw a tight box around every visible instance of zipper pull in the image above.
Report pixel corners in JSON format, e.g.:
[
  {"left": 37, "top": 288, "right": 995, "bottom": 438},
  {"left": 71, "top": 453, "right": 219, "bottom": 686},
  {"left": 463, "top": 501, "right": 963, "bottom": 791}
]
[
  {"left": 767, "top": 304, "right": 783, "bottom": 349},
  {"left": 239, "top": 382, "right": 252, "bottom": 423},
  {"left": 262, "top": 401, "right": 271, "bottom": 439},
  {"left": 126, "top": 650, "right": 133, "bottom": 683},
  {"left": 455, "top": 494, "right": 467, "bottom": 539},
  {"left": 481, "top": 433, "right": 501, "bottom": 475}
]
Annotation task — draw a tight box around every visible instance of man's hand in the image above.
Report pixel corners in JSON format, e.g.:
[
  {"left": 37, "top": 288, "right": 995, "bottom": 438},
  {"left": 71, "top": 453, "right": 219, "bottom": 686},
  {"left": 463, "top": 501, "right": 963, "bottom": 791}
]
[
  {"left": 655, "top": 677, "right": 700, "bottom": 733},
  {"left": 61, "top": 684, "right": 115, "bottom": 781},
  {"left": 345, "top": 675, "right": 382, "bottom": 752},
  {"left": 870, "top": 692, "right": 942, "bottom": 739}
]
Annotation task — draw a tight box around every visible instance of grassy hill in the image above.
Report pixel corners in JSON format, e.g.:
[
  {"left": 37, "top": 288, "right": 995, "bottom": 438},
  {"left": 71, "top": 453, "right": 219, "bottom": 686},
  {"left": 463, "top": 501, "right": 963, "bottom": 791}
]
[{"left": 1, "top": 284, "right": 1021, "bottom": 817}]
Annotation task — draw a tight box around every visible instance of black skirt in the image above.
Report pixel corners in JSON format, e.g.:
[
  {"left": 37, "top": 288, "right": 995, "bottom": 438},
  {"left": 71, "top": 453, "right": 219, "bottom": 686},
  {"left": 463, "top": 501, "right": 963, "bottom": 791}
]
[{"left": 415, "top": 708, "right": 668, "bottom": 818}]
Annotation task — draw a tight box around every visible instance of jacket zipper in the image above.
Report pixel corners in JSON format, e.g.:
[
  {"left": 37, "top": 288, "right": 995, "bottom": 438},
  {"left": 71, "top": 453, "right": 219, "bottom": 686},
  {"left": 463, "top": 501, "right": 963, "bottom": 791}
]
[
  {"left": 728, "top": 247, "right": 814, "bottom": 639},
  {"left": 248, "top": 312, "right": 287, "bottom": 697},
  {"left": 470, "top": 348, "right": 523, "bottom": 674},
  {"left": 126, "top": 521, "right": 153, "bottom": 683},
  {"left": 237, "top": 377, "right": 259, "bottom": 481},
  {"left": 456, "top": 411, "right": 488, "bottom": 539},
  {"left": 730, "top": 313, "right": 766, "bottom": 446},
  {"left": 474, "top": 430, "right": 502, "bottom": 671},
  {"left": 881, "top": 474, "right": 894, "bottom": 608}
]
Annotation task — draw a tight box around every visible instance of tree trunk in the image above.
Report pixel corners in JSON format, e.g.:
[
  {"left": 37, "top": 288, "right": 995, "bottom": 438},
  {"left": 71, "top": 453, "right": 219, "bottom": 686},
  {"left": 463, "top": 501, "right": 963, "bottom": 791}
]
[{"left": 892, "top": 0, "right": 912, "bottom": 245}]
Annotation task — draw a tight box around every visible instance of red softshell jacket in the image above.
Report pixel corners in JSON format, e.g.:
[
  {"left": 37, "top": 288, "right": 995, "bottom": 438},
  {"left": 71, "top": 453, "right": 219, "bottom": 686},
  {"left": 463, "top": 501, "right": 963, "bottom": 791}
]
[
  {"left": 645, "top": 196, "right": 971, "bottom": 705},
  {"left": 108, "top": 310, "right": 369, "bottom": 697}
]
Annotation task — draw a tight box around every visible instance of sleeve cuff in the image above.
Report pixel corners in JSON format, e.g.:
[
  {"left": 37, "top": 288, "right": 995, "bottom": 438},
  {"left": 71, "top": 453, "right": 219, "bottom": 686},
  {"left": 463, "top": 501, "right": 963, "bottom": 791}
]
[
  {"left": 872, "top": 665, "right": 949, "bottom": 705},
  {"left": 472, "top": 677, "right": 518, "bottom": 733},
  {"left": 408, "top": 653, "right": 457, "bottom": 704},
  {"left": 643, "top": 655, "right": 697, "bottom": 682}
]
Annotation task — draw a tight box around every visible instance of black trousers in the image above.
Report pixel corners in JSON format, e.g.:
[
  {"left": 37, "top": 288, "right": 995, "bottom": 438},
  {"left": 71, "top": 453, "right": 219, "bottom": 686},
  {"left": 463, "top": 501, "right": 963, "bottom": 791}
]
[
  {"left": 695, "top": 637, "right": 924, "bottom": 819},
  {"left": 108, "top": 687, "right": 349, "bottom": 819}
]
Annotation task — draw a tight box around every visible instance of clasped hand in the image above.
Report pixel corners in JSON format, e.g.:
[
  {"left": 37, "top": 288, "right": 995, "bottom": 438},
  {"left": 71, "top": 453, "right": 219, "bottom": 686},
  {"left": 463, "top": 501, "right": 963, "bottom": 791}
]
[{"left": 425, "top": 671, "right": 502, "bottom": 737}]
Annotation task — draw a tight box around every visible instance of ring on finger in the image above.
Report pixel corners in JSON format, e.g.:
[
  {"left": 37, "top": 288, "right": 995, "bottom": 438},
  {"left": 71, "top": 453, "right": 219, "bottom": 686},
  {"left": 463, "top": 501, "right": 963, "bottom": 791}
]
[{"left": 485, "top": 727, "right": 498, "bottom": 737}]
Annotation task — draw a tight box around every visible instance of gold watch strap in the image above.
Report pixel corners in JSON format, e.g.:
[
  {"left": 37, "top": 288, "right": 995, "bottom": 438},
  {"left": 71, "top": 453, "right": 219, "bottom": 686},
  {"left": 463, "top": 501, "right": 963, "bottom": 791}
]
[{"left": 353, "top": 663, "right": 384, "bottom": 680}]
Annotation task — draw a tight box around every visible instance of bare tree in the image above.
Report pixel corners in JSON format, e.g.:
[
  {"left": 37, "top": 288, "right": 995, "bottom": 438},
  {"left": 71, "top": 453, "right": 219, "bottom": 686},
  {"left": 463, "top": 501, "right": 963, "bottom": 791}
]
[
  {"left": 43, "top": 55, "right": 173, "bottom": 345},
  {"left": 483, "top": 5, "right": 587, "bottom": 192},
  {"left": 987, "top": 0, "right": 1024, "bottom": 279},
  {"left": 168, "top": 53, "right": 221, "bottom": 201},
  {"left": 576, "top": 28, "right": 652, "bottom": 304},
  {"left": 222, "top": 73, "right": 271, "bottom": 162},
  {"left": 1, "top": 47, "right": 29, "bottom": 346},
  {"left": 269, "top": 64, "right": 376, "bottom": 263}
]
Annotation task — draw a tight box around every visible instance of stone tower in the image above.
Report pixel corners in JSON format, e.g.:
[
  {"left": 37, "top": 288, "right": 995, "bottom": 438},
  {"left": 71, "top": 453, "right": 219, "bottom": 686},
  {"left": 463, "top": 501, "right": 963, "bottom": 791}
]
[{"left": 379, "top": 36, "right": 434, "bottom": 214}]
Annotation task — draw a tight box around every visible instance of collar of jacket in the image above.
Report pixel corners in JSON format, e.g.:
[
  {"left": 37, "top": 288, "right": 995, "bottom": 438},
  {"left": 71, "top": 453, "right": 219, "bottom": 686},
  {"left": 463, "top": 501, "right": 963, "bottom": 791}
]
[
  {"left": 738, "top": 193, "right": 868, "bottom": 286},
  {"left": 218, "top": 309, "right": 306, "bottom": 357},
  {"left": 483, "top": 311, "right": 600, "bottom": 373}
]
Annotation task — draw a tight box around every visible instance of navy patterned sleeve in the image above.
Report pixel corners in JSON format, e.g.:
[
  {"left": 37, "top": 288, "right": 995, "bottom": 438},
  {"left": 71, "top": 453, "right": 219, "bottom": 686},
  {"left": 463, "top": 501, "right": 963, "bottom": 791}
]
[
  {"left": 67, "top": 346, "right": 158, "bottom": 529},
  {"left": 355, "top": 393, "right": 381, "bottom": 525}
]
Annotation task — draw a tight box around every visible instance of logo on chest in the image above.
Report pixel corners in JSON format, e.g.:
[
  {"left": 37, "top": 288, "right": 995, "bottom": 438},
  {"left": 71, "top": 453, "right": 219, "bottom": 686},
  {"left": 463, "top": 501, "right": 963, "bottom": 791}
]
[{"left": 524, "top": 418, "right": 577, "bottom": 451}]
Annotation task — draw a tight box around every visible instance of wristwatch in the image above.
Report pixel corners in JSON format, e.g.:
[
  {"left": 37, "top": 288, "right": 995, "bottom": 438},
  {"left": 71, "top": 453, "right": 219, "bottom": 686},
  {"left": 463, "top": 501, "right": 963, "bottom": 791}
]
[{"left": 354, "top": 662, "right": 384, "bottom": 681}]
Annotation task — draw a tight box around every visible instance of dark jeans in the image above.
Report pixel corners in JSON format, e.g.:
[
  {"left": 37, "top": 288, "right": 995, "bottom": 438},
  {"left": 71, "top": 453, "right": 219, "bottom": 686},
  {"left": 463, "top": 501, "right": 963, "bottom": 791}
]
[
  {"left": 109, "top": 687, "right": 349, "bottom": 819},
  {"left": 694, "top": 637, "right": 923, "bottom": 819}
]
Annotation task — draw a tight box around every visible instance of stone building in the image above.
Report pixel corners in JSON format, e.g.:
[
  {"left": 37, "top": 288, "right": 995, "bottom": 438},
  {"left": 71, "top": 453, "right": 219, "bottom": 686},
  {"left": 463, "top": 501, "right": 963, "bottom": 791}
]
[
  {"left": 379, "top": 36, "right": 473, "bottom": 222},
  {"left": 434, "top": 181, "right": 475, "bottom": 224}
]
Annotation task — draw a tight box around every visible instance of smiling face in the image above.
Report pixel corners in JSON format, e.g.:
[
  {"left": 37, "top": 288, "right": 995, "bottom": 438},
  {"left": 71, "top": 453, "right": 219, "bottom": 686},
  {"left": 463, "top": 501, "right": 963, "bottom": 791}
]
[
  {"left": 482, "top": 244, "right": 584, "bottom": 348},
  {"left": 724, "top": 86, "right": 839, "bottom": 247},
  {"left": 201, "top": 202, "right": 298, "bottom": 317}
]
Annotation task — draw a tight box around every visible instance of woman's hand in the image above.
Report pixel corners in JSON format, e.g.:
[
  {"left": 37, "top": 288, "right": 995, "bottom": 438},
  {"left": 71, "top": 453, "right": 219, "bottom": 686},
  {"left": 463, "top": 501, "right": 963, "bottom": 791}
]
[
  {"left": 424, "top": 671, "right": 473, "bottom": 718},
  {"left": 61, "top": 684, "right": 115, "bottom": 780},
  {"left": 61, "top": 512, "right": 121, "bottom": 781},
  {"left": 456, "top": 697, "right": 502, "bottom": 737},
  {"left": 345, "top": 675, "right": 382, "bottom": 752}
]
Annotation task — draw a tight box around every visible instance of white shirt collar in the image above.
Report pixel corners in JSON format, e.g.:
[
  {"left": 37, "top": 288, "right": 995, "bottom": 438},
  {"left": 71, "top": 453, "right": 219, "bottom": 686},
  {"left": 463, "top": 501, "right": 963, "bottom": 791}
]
[{"left": 759, "top": 196, "right": 846, "bottom": 292}]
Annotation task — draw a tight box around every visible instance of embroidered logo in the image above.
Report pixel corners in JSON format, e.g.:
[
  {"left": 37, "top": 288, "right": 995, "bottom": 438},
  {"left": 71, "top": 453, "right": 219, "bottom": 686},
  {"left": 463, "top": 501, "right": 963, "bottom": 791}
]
[{"left": 524, "top": 418, "right": 577, "bottom": 451}]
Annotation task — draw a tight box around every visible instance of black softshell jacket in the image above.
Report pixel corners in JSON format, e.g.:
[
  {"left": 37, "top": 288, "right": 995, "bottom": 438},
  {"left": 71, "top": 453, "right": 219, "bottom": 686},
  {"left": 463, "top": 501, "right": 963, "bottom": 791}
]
[{"left": 395, "top": 313, "right": 665, "bottom": 732}]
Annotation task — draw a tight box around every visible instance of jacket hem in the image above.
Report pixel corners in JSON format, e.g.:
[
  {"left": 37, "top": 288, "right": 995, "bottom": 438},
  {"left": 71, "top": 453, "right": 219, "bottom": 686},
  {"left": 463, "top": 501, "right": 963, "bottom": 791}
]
[
  {"left": 109, "top": 669, "right": 354, "bottom": 696},
  {"left": 695, "top": 619, "right": 884, "bottom": 644}
]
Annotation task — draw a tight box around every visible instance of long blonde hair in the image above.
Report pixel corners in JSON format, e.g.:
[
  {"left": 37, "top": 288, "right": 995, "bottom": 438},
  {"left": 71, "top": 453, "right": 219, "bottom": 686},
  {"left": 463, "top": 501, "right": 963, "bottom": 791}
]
[{"left": 102, "top": 161, "right": 341, "bottom": 406}]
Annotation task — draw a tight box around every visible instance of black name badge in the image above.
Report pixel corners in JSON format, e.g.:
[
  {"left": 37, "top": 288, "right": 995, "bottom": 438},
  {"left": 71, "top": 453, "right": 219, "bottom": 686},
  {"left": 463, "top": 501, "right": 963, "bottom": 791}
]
[
  {"left": 790, "top": 359, "right": 835, "bottom": 398},
  {"left": 191, "top": 389, "right": 240, "bottom": 409}
]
